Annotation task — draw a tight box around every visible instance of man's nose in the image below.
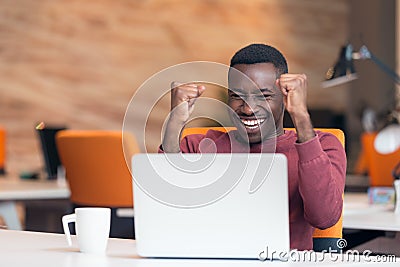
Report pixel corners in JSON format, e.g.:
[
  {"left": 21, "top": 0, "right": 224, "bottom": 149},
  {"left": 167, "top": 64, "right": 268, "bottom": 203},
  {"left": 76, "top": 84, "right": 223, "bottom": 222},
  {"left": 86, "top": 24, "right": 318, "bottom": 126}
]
[{"left": 241, "top": 98, "right": 257, "bottom": 115}]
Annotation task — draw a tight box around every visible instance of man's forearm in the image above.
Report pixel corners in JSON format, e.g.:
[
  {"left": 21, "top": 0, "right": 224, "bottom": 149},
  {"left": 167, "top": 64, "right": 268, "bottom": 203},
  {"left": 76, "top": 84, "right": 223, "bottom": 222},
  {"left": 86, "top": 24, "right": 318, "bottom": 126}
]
[
  {"left": 162, "top": 117, "right": 185, "bottom": 153},
  {"left": 290, "top": 111, "right": 315, "bottom": 143}
]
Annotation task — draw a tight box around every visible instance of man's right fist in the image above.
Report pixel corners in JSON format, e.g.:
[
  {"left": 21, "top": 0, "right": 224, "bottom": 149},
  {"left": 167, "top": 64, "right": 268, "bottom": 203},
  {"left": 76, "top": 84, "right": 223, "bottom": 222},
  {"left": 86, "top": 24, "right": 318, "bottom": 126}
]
[{"left": 170, "top": 82, "right": 206, "bottom": 123}]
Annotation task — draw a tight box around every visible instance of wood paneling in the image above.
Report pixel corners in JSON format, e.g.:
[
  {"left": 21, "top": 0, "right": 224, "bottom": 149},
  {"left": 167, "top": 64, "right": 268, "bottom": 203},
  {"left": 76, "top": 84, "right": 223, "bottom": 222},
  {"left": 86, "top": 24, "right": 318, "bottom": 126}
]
[{"left": 0, "top": 0, "right": 349, "bottom": 173}]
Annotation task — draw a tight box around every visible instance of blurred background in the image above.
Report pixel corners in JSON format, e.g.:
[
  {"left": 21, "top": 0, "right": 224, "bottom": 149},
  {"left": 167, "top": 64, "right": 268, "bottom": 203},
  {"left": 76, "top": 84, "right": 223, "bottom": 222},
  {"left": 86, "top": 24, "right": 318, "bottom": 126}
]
[{"left": 0, "top": 0, "right": 398, "bottom": 175}]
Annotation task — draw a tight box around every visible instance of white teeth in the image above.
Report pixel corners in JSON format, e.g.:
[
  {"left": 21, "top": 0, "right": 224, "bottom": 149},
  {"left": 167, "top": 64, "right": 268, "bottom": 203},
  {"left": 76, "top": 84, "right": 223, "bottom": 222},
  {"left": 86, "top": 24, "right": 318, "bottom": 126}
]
[
  {"left": 246, "top": 125, "right": 258, "bottom": 129},
  {"left": 241, "top": 119, "right": 265, "bottom": 128}
]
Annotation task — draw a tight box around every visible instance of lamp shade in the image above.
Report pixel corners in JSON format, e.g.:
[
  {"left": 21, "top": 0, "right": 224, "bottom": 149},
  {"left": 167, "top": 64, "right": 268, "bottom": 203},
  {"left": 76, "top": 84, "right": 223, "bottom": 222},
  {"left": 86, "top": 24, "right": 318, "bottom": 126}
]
[
  {"left": 322, "top": 44, "right": 358, "bottom": 88},
  {"left": 374, "top": 124, "right": 400, "bottom": 154}
]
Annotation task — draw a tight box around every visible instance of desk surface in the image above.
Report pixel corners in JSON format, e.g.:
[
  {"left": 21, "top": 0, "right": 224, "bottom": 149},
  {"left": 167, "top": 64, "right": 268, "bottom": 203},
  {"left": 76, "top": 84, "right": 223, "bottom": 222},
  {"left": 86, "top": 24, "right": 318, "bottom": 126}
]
[
  {"left": 1, "top": 230, "right": 398, "bottom": 267},
  {"left": 0, "top": 175, "right": 70, "bottom": 200},
  {"left": 343, "top": 193, "right": 400, "bottom": 231}
]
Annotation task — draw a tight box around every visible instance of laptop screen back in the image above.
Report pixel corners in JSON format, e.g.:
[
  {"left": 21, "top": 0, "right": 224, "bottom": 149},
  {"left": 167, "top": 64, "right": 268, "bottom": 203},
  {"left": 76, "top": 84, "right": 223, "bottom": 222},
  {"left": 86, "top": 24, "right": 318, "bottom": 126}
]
[{"left": 132, "top": 153, "right": 289, "bottom": 259}]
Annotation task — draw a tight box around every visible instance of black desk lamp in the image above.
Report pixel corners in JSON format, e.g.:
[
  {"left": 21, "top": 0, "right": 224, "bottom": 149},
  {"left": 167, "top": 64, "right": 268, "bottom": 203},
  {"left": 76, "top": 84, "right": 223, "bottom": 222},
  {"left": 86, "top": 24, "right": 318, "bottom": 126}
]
[
  {"left": 322, "top": 43, "right": 400, "bottom": 171},
  {"left": 322, "top": 44, "right": 358, "bottom": 88},
  {"left": 322, "top": 43, "right": 400, "bottom": 88}
]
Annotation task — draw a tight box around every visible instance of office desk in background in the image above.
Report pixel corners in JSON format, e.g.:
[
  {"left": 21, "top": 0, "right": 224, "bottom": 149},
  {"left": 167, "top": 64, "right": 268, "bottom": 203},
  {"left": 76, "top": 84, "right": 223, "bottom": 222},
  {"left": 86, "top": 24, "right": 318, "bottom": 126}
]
[
  {"left": 0, "top": 174, "right": 70, "bottom": 230},
  {"left": 344, "top": 193, "right": 400, "bottom": 231},
  {"left": 0, "top": 230, "right": 398, "bottom": 267},
  {"left": 343, "top": 192, "right": 400, "bottom": 256}
]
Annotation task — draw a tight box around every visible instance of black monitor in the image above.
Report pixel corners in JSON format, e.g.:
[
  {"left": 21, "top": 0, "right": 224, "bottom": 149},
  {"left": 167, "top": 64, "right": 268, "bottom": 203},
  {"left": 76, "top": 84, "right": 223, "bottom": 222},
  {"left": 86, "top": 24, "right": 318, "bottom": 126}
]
[{"left": 36, "top": 122, "right": 67, "bottom": 180}]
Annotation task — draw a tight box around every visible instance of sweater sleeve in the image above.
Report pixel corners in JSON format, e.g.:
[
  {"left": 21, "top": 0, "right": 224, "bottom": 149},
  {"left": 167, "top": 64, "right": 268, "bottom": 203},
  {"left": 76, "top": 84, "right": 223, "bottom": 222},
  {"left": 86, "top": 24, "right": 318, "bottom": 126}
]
[
  {"left": 158, "top": 134, "right": 205, "bottom": 153},
  {"left": 295, "top": 131, "right": 346, "bottom": 229}
]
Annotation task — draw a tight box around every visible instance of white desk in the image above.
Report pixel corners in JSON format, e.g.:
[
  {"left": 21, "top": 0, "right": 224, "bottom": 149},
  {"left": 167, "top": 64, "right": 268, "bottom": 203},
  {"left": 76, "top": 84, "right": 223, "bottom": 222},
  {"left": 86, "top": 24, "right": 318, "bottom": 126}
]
[
  {"left": 344, "top": 193, "right": 400, "bottom": 231},
  {"left": 343, "top": 192, "right": 400, "bottom": 255},
  {"left": 0, "top": 230, "right": 398, "bottom": 267},
  {"left": 0, "top": 177, "right": 70, "bottom": 200},
  {"left": 0, "top": 175, "right": 70, "bottom": 230}
]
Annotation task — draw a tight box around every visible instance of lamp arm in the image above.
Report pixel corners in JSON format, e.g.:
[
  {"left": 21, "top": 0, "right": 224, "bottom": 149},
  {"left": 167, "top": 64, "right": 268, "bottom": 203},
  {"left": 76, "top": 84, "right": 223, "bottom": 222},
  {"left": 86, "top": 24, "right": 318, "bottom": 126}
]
[
  {"left": 370, "top": 54, "right": 400, "bottom": 85},
  {"left": 356, "top": 45, "right": 400, "bottom": 85}
]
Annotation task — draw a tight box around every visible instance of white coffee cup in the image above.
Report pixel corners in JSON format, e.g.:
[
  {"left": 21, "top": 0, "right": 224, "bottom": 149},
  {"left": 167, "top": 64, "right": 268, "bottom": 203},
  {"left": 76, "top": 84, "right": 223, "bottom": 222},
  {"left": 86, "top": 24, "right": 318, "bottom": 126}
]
[{"left": 62, "top": 207, "right": 111, "bottom": 254}]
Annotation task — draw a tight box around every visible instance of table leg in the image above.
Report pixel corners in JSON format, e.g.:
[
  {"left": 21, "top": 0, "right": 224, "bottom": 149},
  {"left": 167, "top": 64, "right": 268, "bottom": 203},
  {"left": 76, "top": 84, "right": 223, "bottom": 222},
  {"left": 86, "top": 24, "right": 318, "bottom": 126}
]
[{"left": 0, "top": 201, "right": 22, "bottom": 230}]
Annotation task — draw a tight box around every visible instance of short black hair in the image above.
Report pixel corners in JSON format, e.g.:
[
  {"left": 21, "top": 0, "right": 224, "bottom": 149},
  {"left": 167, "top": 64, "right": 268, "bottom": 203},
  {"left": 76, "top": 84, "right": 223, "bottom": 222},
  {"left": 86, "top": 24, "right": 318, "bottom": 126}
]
[{"left": 230, "top": 43, "right": 288, "bottom": 76}]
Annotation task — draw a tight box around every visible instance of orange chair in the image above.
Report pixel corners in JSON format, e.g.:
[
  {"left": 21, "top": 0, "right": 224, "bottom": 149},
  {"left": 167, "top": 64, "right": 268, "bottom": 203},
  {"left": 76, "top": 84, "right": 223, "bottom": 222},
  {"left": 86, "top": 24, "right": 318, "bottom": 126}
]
[
  {"left": 181, "top": 126, "right": 237, "bottom": 137},
  {"left": 182, "top": 127, "right": 345, "bottom": 147},
  {"left": 356, "top": 132, "right": 400, "bottom": 186},
  {"left": 181, "top": 126, "right": 345, "bottom": 251},
  {"left": 56, "top": 130, "right": 139, "bottom": 238}
]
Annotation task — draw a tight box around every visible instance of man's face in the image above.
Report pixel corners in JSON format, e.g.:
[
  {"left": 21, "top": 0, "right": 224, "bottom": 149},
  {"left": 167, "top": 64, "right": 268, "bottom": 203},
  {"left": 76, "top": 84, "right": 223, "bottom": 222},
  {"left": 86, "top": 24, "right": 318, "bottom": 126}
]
[{"left": 228, "top": 63, "right": 284, "bottom": 144}]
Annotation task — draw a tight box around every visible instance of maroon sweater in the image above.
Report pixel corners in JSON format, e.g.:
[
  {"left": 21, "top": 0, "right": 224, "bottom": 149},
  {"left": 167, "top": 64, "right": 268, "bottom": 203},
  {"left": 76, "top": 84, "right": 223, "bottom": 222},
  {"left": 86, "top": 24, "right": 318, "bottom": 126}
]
[{"left": 160, "top": 129, "right": 346, "bottom": 250}]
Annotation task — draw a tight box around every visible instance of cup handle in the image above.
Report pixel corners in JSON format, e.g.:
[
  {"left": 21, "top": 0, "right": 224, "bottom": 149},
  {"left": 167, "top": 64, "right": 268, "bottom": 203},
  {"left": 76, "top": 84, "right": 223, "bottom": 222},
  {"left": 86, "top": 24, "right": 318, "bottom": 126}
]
[{"left": 62, "top": 214, "right": 76, "bottom": 246}]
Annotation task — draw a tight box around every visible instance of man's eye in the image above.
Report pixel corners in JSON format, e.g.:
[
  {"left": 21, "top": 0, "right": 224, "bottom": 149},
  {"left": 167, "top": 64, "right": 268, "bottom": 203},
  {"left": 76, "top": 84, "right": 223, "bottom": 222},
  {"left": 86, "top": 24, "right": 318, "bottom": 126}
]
[
  {"left": 230, "top": 93, "right": 243, "bottom": 99},
  {"left": 263, "top": 95, "right": 273, "bottom": 100}
]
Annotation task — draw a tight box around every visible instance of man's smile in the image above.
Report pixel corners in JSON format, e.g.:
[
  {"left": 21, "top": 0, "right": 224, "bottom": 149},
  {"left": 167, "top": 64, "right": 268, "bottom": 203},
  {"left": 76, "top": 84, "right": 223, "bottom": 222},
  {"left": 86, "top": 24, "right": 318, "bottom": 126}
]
[{"left": 240, "top": 118, "right": 265, "bottom": 130}]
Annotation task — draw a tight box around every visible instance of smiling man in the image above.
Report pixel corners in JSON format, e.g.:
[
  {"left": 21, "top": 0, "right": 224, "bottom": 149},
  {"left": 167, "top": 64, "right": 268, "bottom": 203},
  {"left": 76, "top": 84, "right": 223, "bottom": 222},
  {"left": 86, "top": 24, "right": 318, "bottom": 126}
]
[{"left": 161, "top": 43, "right": 346, "bottom": 250}]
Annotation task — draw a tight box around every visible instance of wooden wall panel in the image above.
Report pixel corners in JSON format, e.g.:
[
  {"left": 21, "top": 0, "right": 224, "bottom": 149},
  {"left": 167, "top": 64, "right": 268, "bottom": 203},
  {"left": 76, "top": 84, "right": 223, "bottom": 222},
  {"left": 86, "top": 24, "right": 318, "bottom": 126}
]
[{"left": 0, "top": 0, "right": 349, "bottom": 173}]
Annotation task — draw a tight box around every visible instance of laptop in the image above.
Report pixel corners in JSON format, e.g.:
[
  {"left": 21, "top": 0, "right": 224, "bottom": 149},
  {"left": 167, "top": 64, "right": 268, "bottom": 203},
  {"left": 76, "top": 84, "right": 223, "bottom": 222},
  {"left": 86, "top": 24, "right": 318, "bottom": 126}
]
[{"left": 131, "top": 153, "right": 289, "bottom": 260}]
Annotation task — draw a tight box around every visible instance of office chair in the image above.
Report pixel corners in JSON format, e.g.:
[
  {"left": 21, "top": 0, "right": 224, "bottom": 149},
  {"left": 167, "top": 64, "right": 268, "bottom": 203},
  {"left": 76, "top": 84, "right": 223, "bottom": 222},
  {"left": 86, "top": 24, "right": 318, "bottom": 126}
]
[
  {"left": 181, "top": 126, "right": 345, "bottom": 252},
  {"left": 56, "top": 130, "right": 139, "bottom": 238},
  {"left": 355, "top": 132, "right": 400, "bottom": 187}
]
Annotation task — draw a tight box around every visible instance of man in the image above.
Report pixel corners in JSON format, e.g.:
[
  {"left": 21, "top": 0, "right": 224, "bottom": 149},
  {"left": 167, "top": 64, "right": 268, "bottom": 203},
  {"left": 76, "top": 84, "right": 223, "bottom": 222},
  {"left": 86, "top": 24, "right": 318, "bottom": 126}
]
[{"left": 161, "top": 44, "right": 346, "bottom": 250}]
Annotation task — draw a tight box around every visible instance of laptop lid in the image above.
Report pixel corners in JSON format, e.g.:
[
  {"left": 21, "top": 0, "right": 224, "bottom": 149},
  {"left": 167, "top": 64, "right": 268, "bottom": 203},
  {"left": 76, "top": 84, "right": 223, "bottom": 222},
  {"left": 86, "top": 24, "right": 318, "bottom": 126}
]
[{"left": 132, "top": 153, "right": 289, "bottom": 260}]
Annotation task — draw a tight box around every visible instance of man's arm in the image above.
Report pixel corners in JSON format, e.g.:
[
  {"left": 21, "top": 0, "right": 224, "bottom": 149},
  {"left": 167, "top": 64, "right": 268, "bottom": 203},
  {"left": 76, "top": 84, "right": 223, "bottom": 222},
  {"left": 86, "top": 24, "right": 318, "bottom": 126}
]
[
  {"left": 277, "top": 74, "right": 346, "bottom": 228},
  {"left": 295, "top": 133, "right": 346, "bottom": 229},
  {"left": 162, "top": 82, "right": 206, "bottom": 152}
]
